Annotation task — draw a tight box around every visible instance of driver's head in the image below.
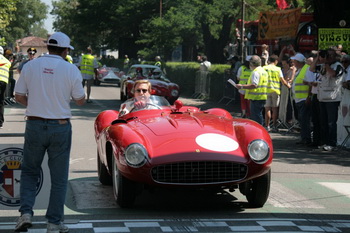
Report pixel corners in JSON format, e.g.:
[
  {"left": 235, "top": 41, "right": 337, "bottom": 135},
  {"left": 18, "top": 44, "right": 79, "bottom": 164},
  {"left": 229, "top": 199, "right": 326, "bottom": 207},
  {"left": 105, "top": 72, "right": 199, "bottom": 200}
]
[{"left": 132, "top": 79, "right": 152, "bottom": 98}]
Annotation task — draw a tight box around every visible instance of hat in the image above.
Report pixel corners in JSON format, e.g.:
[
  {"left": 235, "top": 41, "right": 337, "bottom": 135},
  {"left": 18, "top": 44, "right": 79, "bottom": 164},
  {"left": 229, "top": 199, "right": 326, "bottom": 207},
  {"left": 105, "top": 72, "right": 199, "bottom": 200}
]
[
  {"left": 47, "top": 32, "right": 74, "bottom": 50},
  {"left": 5, "top": 49, "right": 13, "bottom": 56},
  {"left": 245, "top": 55, "right": 252, "bottom": 62},
  {"left": 291, "top": 53, "right": 305, "bottom": 62},
  {"left": 27, "top": 47, "right": 37, "bottom": 54},
  {"left": 0, "top": 46, "right": 3, "bottom": 55}
]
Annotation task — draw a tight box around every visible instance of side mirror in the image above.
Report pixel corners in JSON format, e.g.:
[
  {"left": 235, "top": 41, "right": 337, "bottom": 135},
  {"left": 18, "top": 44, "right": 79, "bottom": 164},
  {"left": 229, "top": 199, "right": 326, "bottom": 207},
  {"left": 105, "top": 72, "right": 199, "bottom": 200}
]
[{"left": 174, "top": 100, "right": 183, "bottom": 111}]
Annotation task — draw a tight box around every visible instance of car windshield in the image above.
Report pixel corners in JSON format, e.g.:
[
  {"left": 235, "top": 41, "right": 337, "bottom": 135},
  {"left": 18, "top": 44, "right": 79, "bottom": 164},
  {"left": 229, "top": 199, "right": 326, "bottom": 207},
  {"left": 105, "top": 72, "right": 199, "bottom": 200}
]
[{"left": 130, "top": 95, "right": 170, "bottom": 113}]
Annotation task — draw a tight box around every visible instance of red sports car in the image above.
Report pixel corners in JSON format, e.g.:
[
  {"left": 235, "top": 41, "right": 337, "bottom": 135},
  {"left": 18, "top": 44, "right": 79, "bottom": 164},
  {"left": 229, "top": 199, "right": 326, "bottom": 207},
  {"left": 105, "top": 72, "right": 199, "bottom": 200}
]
[
  {"left": 95, "top": 96, "right": 273, "bottom": 208},
  {"left": 120, "top": 64, "right": 180, "bottom": 104}
]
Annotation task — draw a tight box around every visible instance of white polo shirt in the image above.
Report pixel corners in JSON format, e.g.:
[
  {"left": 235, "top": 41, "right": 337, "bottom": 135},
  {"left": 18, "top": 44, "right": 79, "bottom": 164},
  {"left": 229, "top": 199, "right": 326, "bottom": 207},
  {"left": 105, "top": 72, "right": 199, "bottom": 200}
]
[{"left": 15, "top": 54, "right": 85, "bottom": 119}]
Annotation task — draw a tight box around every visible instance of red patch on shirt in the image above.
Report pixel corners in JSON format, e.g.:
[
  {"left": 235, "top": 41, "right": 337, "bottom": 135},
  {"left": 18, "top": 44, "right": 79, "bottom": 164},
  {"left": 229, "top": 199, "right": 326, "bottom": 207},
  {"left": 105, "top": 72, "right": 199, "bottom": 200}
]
[{"left": 43, "top": 68, "right": 54, "bottom": 74}]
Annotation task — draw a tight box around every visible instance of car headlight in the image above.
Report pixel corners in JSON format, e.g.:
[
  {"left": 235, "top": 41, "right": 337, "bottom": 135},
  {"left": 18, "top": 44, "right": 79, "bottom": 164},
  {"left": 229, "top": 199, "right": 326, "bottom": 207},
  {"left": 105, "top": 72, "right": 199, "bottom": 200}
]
[
  {"left": 124, "top": 143, "right": 148, "bottom": 167},
  {"left": 171, "top": 89, "right": 179, "bottom": 97},
  {"left": 247, "top": 139, "right": 270, "bottom": 164}
]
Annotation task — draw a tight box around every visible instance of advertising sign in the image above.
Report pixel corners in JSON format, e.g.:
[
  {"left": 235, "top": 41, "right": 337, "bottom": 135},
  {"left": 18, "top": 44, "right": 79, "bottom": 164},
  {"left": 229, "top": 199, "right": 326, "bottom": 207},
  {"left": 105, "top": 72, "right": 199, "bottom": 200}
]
[
  {"left": 0, "top": 145, "right": 50, "bottom": 210},
  {"left": 318, "top": 28, "right": 350, "bottom": 51},
  {"left": 258, "top": 8, "right": 302, "bottom": 40}
]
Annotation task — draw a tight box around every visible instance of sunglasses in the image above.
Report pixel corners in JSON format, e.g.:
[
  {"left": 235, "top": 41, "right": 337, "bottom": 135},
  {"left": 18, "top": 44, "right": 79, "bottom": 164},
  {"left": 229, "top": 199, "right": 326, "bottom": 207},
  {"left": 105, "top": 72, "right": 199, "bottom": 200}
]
[{"left": 136, "top": 89, "right": 148, "bottom": 93}]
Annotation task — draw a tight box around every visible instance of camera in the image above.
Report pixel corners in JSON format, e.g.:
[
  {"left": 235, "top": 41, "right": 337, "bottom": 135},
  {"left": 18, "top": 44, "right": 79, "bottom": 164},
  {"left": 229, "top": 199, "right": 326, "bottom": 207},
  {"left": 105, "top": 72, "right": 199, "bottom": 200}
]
[{"left": 319, "top": 50, "right": 327, "bottom": 58}]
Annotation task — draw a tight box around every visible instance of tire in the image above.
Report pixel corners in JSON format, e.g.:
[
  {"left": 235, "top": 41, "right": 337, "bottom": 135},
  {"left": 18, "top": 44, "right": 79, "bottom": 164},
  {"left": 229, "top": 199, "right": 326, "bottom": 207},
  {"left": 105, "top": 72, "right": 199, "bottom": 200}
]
[
  {"left": 94, "top": 79, "right": 101, "bottom": 86},
  {"left": 112, "top": 155, "right": 138, "bottom": 207},
  {"left": 245, "top": 170, "right": 271, "bottom": 208},
  {"left": 97, "top": 150, "right": 112, "bottom": 185}
]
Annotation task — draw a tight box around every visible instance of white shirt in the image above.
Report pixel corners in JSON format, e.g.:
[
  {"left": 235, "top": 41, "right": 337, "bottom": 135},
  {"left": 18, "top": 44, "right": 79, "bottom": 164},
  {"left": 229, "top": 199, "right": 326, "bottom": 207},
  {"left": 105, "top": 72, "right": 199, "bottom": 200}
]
[
  {"left": 304, "top": 67, "right": 318, "bottom": 94},
  {"left": 15, "top": 54, "right": 85, "bottom": 119},
  {"left": 200, "top": 61, "right": 211, "bottom": 71}
]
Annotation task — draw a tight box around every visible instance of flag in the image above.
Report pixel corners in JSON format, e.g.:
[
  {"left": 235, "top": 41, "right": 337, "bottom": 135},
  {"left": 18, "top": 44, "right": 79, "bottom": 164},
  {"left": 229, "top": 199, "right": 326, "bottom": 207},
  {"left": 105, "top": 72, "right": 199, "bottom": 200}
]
[{"left": 276, "top": 0, "right": 289, "bottom": 10}]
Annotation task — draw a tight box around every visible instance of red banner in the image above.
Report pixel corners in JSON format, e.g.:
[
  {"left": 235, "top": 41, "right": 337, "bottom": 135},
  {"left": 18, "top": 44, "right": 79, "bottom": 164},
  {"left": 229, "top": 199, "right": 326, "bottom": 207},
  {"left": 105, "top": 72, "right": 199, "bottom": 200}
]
[{"left": 258, "top": 8, "right": 302, "bottom": 40}]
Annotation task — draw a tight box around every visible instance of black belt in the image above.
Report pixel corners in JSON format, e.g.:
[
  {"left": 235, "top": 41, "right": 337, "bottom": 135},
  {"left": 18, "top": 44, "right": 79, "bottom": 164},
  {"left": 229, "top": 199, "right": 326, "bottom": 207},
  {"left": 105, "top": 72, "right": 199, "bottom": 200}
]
[{"left": 26, "top": 116, "right": 69, "bottom": 121}]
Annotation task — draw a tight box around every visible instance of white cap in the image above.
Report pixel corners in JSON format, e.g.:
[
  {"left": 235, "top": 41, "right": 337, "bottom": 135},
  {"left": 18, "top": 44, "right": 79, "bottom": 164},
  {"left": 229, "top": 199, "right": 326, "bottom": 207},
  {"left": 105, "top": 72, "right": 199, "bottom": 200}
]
[
  {"left": 245, "top": 55, "right": 252, "bottom": 61},
  {"left": 291, "top": 53, "right": 305, "bottom": 62},
  {"left": 47, "top": 32, "right": 74, "bottom": 50},
  {"left": 0, "top": 46, "right": 3, "bottom": 55}
]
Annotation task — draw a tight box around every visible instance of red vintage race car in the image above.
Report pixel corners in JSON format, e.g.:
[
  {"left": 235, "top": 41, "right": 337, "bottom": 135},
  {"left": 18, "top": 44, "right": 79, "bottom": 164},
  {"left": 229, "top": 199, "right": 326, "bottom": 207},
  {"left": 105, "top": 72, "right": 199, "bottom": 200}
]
[
  {"left": 95, "top": 66, "right": 122, "bottom": 86},
  {"left": 120, "top": 64, "right": 179, "bottom": 104},
  {"left": 94, "top": 96, "right": 273, "bottom": 208}
]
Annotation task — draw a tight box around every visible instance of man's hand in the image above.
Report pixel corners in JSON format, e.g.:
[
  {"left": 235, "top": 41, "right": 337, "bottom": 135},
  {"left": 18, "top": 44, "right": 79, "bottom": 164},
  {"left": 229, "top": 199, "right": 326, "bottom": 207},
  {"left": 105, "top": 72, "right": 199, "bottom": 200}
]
[{"left": 134, "top": 101, "right": 146, "bottom": 109}]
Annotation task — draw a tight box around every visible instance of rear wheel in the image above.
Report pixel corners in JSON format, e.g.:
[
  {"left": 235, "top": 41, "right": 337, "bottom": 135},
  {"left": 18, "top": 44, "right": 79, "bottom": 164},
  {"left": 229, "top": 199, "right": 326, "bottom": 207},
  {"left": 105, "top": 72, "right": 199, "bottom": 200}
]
[
  {"left": 244, "top": 170, "right": 271, "bottom": 208},
  {"left": 97, "top": 150, "right": 112, "bottom": 185},
  {"left": 112, "top": 154, "right": 139, "bottom": 207}
]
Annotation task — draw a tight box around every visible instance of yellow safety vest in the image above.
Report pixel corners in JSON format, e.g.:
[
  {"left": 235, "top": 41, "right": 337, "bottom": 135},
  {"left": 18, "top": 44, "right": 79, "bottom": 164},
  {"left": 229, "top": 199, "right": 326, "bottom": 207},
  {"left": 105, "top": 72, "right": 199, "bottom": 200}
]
[
  {"left": 264, "top": 64, "right": 282, "bottom": 95},
  {"left": 66, "top": 55, "right": 73, "bottom": 64},
  {"left": 245, "top": 66, "right": 268, "bottom": 100},
  {"left": 238, "top": 65, "right": 252, "bottom": 85},
  {"left": 155, "top": 61, "right": 161, "bottom": 67},
  {"left": 294, "top": 64, "right": 309, "bottom": 99},
  {"left": 80, "top": 54, "right": 95, "bottom": 75},
  {"left": 0, "top": 55, "right": 11, "bottom": 84}
]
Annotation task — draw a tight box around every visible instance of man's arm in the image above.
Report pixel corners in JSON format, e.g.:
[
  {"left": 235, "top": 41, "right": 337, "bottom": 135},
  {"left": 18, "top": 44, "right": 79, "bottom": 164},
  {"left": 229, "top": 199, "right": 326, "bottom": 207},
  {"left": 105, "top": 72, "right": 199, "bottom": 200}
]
[
  {"left": 14, "top": 94, "right": 27, "bottom": 107},
  {"left": 73, "top": 95, "right": 85, "bottom": 106}
]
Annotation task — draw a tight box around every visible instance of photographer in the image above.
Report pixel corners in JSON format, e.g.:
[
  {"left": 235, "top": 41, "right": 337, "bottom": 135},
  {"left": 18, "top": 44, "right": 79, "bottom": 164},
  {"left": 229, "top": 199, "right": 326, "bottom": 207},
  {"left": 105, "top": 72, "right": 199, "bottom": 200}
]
[{"left": 309, "top": 48, "right": 344, "bottom": 151}]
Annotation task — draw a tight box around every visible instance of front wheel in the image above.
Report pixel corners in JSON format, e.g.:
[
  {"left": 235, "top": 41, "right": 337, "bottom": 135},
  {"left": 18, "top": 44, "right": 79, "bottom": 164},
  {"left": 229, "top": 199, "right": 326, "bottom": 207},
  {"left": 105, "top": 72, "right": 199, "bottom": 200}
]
[
  {"left": 244, "top": 170, "right": 271, "bottom": 208},
  {"left": 112, "top": 154, "right": 139, "bottom": 207},
  {"left": 97, "top": 150, "right": 112, "bottom": 185}
]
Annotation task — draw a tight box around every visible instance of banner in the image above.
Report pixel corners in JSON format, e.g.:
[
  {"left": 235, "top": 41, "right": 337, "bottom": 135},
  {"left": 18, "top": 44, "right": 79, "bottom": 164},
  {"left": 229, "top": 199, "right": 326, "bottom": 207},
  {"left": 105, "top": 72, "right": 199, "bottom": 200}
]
[
  {"left": 258, "top": 8, "right": 302, "bottom": 40},
  {"left": 318, "top": 28, "right": 350, "bottom": 51},
  {"left": 0, "top": 144, "right": 50, "bottom": 210}
]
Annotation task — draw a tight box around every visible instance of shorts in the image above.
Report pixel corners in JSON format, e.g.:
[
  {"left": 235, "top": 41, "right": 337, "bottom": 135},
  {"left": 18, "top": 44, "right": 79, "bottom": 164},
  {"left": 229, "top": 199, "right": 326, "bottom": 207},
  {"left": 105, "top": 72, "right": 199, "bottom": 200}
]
[
  {"left": 82, "top": 73, "right": 94, "bottom": 80},
  {"left": 265, "top": 92, "right": 280, "bottom": 108}
]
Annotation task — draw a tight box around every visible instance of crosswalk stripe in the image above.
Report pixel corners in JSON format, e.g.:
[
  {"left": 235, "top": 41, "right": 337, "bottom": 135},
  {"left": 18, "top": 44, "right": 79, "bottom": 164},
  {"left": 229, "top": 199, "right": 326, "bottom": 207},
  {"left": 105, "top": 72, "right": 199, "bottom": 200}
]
[
  {"left": 268, "top": 181, "right": 324, "bottom": 208},
  {"left": 319, "top": 182, "right": 350, "bottom": 198}
]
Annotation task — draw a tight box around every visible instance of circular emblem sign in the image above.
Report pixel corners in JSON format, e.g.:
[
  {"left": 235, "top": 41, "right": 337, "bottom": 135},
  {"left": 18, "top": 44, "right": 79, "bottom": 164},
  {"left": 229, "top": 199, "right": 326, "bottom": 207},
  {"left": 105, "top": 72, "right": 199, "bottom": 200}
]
[{"left": 0, "top": 147, "right": 44, "bottom": 207}]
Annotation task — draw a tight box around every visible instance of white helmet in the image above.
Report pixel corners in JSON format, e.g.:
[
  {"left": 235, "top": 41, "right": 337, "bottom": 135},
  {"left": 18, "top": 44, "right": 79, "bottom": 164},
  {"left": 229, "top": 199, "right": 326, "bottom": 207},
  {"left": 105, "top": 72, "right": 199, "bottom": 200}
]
[{"left": 0, "top": 46, "right": 3, "bottom": 55}]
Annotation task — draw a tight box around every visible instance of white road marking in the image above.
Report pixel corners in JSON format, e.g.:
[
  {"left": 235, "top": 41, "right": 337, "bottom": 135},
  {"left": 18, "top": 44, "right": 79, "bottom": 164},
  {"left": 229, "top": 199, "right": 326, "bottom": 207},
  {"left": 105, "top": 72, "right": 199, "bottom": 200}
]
[
  {"left": 319, "top": 182, "right": 350, "bottom": 198},
  {"left": 268, "top": 181, "right": 324, "bottom": 209}
]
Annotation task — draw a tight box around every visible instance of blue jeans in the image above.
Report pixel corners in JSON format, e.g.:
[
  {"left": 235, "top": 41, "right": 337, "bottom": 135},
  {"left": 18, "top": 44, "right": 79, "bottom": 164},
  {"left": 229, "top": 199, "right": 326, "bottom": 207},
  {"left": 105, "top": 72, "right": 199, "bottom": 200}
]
[
  {"left": 319, "top": 101, "right": 340, "bottom": 147},
  {"left": 250, "top": 100, "right": 266, "bottom": 125},
  {"left": 19, "top": 119, "right": 72, "bottom": 224},
  {"left": 296, "top": 100, "right": 311, "bottom": 142}
]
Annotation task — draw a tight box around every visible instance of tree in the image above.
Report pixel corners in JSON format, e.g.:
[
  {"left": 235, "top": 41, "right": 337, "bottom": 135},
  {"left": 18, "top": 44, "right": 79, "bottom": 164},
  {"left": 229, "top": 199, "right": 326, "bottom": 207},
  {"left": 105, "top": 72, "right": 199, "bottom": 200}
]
[
  {"left": 0, "top": 0, "right": 17, "bottom": 46},
  {"left": 2, "top": 0, "right": 48, "bottom": 47}
]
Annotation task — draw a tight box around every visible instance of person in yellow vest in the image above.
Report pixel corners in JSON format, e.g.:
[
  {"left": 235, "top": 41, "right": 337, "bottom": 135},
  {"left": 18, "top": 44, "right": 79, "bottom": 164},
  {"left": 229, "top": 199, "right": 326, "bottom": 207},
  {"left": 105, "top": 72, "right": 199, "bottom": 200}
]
[
  {"left": 65, "top": 49, "right": 73, "bottom": 64},
  {"left": 123, "top": 55, "right": 130, "bottom": 71},
  {"left": 236, "top": 56, "right": 252, "bottom": 118},
  {"left": 264, "top": 55, "right": 291, "bottom": 132},
  {"left": 154, "top": 56, "right": 162, "bottom": 67},
  {"left": 291, "top": 53, "right": 312, "bottom": 145},
  {"left": 236, "top": 55, "right": 268, "bottom": 125},
  {"left": 78, "top": 47, "right": 98, "bottom": 103},
  {"left": 0, "top": 46, "right": 12, "bottom": 128}
]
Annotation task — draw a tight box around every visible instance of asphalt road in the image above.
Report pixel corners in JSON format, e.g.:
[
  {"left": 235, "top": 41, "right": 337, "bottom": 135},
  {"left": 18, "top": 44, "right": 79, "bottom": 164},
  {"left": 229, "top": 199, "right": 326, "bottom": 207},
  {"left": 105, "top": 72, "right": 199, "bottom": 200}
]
[{"left": 1, "top": 82, "right": 350, "bottom": 232}]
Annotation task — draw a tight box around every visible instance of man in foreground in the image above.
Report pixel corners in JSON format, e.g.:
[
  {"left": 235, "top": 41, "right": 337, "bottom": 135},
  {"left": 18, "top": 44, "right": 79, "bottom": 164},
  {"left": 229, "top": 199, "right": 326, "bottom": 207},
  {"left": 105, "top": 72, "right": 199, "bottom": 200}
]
[{"left": 14, "top": 32, "right": 85, "bottom": 233}]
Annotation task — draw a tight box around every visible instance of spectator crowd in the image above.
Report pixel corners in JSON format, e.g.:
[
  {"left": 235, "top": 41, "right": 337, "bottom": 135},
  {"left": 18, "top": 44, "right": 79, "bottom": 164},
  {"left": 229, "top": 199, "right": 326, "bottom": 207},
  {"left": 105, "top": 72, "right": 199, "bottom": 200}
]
[{"left": 230, "top": 43, "right": 350, "bottom": 151}]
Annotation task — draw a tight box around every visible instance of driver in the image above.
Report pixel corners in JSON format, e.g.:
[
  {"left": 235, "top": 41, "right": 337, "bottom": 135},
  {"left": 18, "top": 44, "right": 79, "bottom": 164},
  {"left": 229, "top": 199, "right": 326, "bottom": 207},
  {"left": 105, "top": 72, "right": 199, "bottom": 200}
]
[{"left": 119, "top": 79, "right": 152, "bottom": 117}]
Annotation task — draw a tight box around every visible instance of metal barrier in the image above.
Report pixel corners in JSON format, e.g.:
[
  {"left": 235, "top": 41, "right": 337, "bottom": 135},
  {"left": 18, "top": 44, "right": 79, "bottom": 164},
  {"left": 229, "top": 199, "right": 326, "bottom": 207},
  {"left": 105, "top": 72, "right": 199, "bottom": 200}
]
[
  {"left": 192, "top": 70, "right": 211, "bottom": 100},
  {"left": 218, "top": 70, "right": 236, "bottom": 105}
]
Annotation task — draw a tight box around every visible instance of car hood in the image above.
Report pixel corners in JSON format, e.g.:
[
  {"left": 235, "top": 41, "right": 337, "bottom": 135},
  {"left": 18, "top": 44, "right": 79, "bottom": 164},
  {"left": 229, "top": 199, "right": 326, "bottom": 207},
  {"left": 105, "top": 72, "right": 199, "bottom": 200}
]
[
  {"left": 129, "top": 112, "right": 245, "bottom": 160},
  {"left": 102, "top": 71, "right": 120, "bottom": 79}
]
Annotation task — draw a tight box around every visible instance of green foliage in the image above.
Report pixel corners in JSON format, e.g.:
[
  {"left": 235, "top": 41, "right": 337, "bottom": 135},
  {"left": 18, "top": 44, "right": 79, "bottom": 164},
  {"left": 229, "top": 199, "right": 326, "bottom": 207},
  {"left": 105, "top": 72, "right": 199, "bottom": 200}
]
[{"left": 2, "top": 0, "right": 48, "bottom": 46}]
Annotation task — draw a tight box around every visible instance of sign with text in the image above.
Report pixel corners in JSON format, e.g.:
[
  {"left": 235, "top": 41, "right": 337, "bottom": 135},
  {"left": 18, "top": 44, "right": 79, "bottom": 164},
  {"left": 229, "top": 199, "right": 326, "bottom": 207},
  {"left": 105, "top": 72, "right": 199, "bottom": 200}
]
[
  {"left": 0, "top": 145, "right": 50, "bottom": 210},
  {"left": 318, "top": 28, "right": 350, "bottom": 51},
  {"left": 258, "top": 8, "right": 302, "bottom": 40}
]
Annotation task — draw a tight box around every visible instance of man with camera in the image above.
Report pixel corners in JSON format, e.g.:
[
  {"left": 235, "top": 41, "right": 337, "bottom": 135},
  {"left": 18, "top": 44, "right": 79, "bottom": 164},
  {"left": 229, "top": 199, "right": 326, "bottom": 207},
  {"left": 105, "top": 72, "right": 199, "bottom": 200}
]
[{"left": 309, "top": 48, "right": 345, "bottom": 151}]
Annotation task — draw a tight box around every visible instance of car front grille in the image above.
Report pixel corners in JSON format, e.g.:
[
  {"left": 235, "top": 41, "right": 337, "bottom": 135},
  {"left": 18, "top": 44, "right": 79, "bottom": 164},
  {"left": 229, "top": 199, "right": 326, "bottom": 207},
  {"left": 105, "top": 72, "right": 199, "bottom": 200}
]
[{"left": 151, "top": 161, "right": 247, "bottom": 184}]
